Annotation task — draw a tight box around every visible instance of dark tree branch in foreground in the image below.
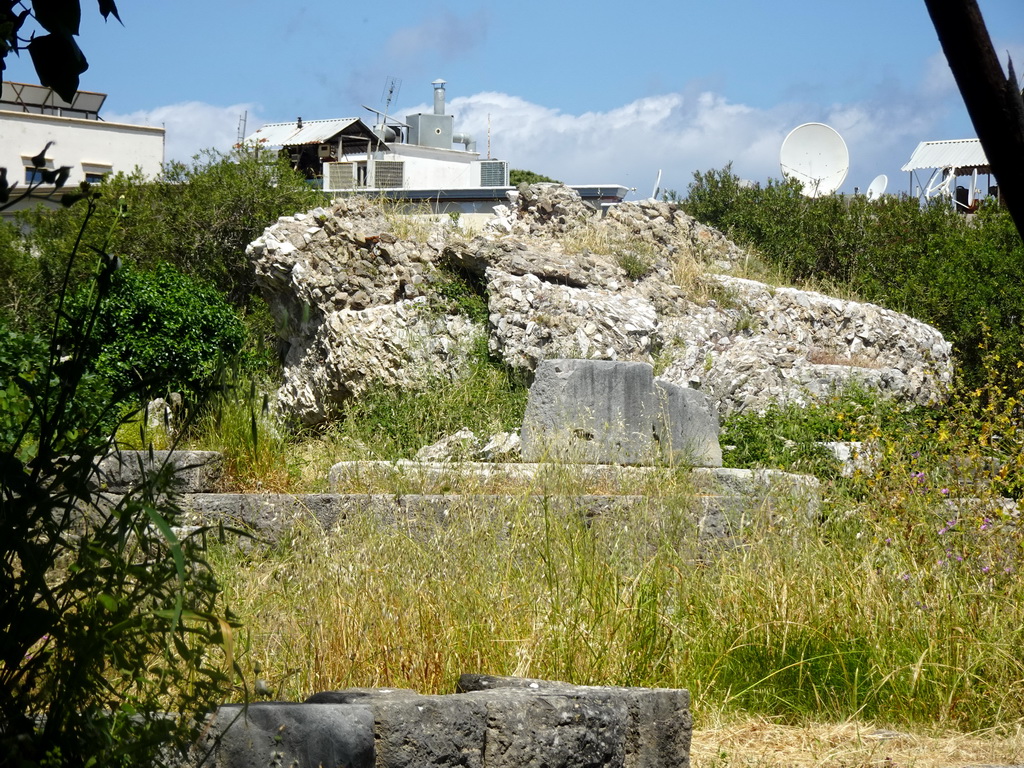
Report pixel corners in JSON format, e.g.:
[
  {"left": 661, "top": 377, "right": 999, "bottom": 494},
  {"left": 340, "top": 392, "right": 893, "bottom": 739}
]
[{"left": 924, "top": 0, "right": 1024, "bottom": 236}]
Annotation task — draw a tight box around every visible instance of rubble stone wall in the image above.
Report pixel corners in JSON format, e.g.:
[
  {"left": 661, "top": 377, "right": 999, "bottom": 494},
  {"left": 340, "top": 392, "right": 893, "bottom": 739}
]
[{"left": 245, "top": 186, "right": 952, "bottom": 423}]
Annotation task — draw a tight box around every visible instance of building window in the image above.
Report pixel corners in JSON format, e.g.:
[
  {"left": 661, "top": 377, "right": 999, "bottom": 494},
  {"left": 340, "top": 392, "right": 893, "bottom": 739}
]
[
  {"left": 25, "top": 167, "right": 45, "bottom": 184},
  {"left": 85, "top": 172, "right": 106, "bottom": 184}
]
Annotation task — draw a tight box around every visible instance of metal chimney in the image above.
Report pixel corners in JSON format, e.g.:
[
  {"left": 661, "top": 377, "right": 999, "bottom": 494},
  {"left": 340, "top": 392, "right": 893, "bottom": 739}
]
[{"left": 432, "top": 79, "right": 446, "bottom": 115}]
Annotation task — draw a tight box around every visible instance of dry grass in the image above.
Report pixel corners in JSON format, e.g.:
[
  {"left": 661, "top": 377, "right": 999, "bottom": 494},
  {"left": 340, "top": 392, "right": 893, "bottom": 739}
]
[
  {"left": 323, "top": 458, "right": 702, "bottom": 498},
  {"left": 806, "top": 348, "right": 883, "bottom": 369},
  {"left": 691, "top": 715, "right": 1024, "bottom": 768}
]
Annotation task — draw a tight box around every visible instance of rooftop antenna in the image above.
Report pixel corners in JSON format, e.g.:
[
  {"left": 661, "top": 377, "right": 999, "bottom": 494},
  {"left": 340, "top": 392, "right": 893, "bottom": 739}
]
[
  {"left": 381, "top": 76, "right": 401, "bottom": 124},
  {"left": 779, "top": 122, "right": 849, "bottom": 197},
  {"left": 236, "top": 110, "right": 247, "bottom": 145}
]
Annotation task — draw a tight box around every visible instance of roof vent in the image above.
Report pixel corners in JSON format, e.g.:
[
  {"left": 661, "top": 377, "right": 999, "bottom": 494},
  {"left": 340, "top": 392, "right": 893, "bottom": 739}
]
[{"left": 432, "top": 79, "right": 446, "bottom": 116}]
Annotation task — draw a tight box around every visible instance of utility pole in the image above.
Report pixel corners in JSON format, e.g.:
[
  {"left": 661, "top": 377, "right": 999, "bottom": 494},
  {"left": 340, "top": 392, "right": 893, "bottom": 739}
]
[{"left": 923, "top": 0, "right": 1024, "bottom": 236}]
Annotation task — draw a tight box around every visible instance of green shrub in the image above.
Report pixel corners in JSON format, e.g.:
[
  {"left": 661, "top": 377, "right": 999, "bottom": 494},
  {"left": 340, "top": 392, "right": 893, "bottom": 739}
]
[
  {"left": 432, "top": 262, "right": 490, "bottom": 325},
  {"left": 1, "top": 197, "right": 238, "bottom": 768},
  {"left": 18, "top": 147, "right": 325, "bottom": 312},
  {"left": 67, "top": 262, "right": 246, "bottom": 405},
  {"left": 510, "top": 169, "right": 561, "bottom": 185},
  {"left": 679, "top": 166, "right": 1024, "bottom": 390}
]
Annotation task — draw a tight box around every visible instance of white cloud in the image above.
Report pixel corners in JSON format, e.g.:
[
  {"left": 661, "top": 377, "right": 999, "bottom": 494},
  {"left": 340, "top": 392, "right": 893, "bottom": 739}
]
[
  {"left": 445, "top": 78, "right": 967, "bottom": 198},
  {"left": 104, "top": 101, "right": 263, "bottom": 164},
  {"left": 448, "top": 90, "right": 800, "bottom": 194}
]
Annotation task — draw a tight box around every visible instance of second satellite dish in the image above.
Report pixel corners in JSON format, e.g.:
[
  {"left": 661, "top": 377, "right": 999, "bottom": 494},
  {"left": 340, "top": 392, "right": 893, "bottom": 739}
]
[
  {"left": 866, "top": 174, "right": 888, "bottom": 201},
  {"left": 780, "top": 122, "right": 849, "bottom": 198}
]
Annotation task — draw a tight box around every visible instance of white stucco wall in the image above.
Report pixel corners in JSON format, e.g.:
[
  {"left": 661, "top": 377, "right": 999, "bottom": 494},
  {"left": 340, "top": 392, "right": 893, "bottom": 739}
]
[
  {"left": 0, "top": 109, "right": 164, "bottom": 189},
  {"left": 383, "top": 144, "right": 478, "bottom": 188}
]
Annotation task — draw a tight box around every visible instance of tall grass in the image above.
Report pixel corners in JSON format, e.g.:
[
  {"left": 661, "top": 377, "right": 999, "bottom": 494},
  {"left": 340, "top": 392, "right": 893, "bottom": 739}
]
[
  {"left": 209, "top": 464, "right": 1024, "bottom": 731},
  {"left": 199, "top": 349, "right": 1024, "bottom": 733}
]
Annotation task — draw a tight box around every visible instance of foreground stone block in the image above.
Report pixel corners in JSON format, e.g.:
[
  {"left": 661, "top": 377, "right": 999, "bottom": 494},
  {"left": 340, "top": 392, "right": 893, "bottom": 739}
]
[
  {"left": 300, "top": 676, "right": 692, "bottom": 768},
  {"left": 191, "top": 677, "right": 692, "bottom": 767},
  {"left": 193, "top": 702, "right": 374, "bottom": 768},
  {"left": 306, "top": 689, "right": 488, "bottom": 768},
  {"left": 481, "top": 690, "right": 627, "bottom": 768},
  {"left": 457, "top": 674, "right": 692, "bottom": 768},
  {"left": 521, "top": 359, "right": 722, "bottom": 467}
]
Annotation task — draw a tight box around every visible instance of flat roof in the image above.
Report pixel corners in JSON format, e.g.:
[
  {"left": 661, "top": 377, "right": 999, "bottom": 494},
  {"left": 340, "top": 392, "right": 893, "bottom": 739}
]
[{"left": 333, "top": 184, "right": 630, "bottom": 203}]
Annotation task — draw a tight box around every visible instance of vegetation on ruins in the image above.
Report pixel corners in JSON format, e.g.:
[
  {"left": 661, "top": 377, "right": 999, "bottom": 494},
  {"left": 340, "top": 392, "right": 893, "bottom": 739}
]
[
  {"left": 675, "top": 164, "right": 1024, "bottom": 390},
  {"left": 166, "top": 177, "right": 1022, "bottom": 747},
  {"left": 3, "top": 145, "right": 1024, "bottom": 760}
]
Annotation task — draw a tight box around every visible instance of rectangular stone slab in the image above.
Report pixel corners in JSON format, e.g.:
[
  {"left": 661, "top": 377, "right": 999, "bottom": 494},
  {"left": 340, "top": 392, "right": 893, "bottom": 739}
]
[{"left": 521, "top": 359, "right": 658, "bottom": 465}]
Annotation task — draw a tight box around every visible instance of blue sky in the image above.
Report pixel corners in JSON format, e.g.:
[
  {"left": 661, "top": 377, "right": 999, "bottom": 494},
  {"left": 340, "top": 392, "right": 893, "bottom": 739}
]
[{"left": 5, "top": 1, "right": 1023, "bottom": 199}]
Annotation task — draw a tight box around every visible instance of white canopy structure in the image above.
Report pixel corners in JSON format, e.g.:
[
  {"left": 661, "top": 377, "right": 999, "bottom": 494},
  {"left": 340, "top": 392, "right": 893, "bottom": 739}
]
[{"left": 901, "top": 138, "right": 996, "bottom": 210}]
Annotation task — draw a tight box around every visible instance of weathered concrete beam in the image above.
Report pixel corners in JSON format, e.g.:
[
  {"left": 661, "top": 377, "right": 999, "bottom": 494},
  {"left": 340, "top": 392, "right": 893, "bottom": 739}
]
[{"left": 193, "top": 676, "right": 691, "bottom": 768}]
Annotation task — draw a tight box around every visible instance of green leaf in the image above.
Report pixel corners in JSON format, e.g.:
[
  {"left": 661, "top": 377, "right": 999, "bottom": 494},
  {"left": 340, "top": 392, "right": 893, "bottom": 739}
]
[
  {"left": 27, "top": 32, "right": 88, "bottom": 102},
  {"left": 32, "top": 0, "right": 82, "bottom": 37},
  {"left": 97, "top": 0, "right": 120, "bottom": 23},
  {"left": 96, "top": 593, "right": 118, "bottom": 612},
  {"left": 144, "top": 506, "right": 186, "bottom": 627}
]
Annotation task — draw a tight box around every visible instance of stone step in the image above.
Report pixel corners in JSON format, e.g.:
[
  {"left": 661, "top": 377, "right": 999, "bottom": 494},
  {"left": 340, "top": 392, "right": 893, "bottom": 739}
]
[
  {"left": 192, "top": 674, "right": 691, "bottom": 768},
  {"left": 95, "top": 451, "right": 822, "bottom": 546},
  {"left": 175, "top": 483, "right": 818, "bottom": 548}
]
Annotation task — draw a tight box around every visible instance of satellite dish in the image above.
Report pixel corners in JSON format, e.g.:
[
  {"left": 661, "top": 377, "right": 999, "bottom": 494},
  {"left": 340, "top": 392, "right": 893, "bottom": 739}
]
[
  {"left": 779, "top": 122, "right": 849, "bottom": 197},
  {"left": 866, "top": 174, "right": 888, "bottom": 200}
]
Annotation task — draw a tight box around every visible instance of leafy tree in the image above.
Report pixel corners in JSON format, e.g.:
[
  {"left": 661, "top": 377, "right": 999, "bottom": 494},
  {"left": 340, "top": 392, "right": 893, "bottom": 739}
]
[
  {"left": 1, "top": 0, "right": 120, "bottom": 102},
  {"left": 0, "top": 218, "right": 42, "bottom": 326},
  {"left": 0, "top": 194, "right": 240, "bottom": 768},
  {"left": 67, "top": 261, "right": 247, "bottom": 405},
  {"left": 19, "top": 147, "right": 326, "bottom": 308},
  {"left": 510, "top": 169, "right": 561, "bottom": 185}
]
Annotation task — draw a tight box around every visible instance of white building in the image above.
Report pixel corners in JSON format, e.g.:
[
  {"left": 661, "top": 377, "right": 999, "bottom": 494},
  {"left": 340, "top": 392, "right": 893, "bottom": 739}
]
[
  {"left": 245, "top": 79, "right": 627, "bottom": 218},
  {"left": 0, "top": 81, "right": 164, "bottom": 219}
]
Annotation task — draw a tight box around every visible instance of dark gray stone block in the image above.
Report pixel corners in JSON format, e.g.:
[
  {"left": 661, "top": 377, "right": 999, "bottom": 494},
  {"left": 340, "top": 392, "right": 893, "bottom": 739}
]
[
  {"left": 193, "top": 702, "right": 374, "bottom": 768},
  {"left": 96, "top": 450, "right": 223, "bottom": 494},
  {"left": 309, "top": 689, "right": 487, "bottom": 768},
  {"left": 191, "top": 677, "right": 693, "bottom": 768},
  {"left": 457, "top": 674, "right": 692, "bottom": 768},
  {"left": 481, "top": 689, "right": 627, "bottom": 768}
]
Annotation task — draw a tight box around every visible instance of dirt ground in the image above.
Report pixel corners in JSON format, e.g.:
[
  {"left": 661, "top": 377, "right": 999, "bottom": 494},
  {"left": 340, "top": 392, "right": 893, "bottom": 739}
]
[{"left": 690, "top": 717, "right": 1024, "bottom": 768}]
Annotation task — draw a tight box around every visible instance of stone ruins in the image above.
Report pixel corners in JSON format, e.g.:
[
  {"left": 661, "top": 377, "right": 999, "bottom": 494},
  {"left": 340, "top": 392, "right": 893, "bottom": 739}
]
[{"left": 246, "top": 183, "right": 953, "bottom": 427}]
